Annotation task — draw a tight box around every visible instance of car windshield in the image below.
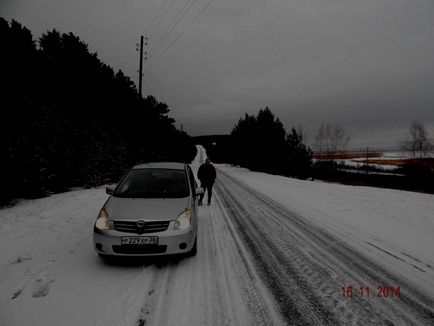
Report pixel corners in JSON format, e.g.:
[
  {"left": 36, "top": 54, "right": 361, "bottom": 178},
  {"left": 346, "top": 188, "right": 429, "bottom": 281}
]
[{"left": 113, "top": 168, "right": 189, "bottom": 198}]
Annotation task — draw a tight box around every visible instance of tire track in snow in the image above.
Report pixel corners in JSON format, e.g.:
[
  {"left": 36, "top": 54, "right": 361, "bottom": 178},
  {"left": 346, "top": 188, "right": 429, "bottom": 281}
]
[
  {"left": 215, "top": 169, "right": 434, "bottom": 325},
  {"left": 216, "top": 173, "right": 339, "bottom": 325},
  {"left": 131, "top": 187, "right": 284, "bottom": 326}
]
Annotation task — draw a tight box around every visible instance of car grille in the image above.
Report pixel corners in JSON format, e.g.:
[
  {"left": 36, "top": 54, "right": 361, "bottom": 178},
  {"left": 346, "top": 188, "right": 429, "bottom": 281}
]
[
  {"left": 113, "top": 220, "right": 170, "bottom": 234},
  {"left": 112, "top": 245, "right": 167, "bottom": 255}
]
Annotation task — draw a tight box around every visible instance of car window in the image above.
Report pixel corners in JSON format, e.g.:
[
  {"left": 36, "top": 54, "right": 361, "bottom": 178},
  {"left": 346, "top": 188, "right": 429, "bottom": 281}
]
[{"left": 114, "top": 169, "right": 189, "bottom": 198}]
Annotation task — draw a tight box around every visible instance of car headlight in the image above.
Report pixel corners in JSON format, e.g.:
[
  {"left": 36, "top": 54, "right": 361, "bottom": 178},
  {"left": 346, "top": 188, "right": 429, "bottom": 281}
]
[
  {"left": 174, "top": 209, "right": 192, "bottom": 230},
  {"left": 95, "top": 209, "right": 110, "bottom": 230}
]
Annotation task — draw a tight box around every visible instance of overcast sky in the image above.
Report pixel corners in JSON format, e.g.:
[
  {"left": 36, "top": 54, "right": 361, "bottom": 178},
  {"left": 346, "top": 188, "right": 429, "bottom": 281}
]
[{"left": 2, "top": 0, "right": 434, "bottom": 148}]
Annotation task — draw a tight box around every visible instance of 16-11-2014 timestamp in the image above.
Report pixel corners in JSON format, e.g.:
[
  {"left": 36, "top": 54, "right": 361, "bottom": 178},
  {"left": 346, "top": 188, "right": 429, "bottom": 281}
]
[{"left": 342, "top": 286, "right": 401, "bottom": 298}]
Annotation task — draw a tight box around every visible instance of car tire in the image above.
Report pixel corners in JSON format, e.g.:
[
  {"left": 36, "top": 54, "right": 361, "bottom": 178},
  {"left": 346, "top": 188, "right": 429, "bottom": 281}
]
[{"left": 186, "top": 235, "right": 197, "bottom": 257}]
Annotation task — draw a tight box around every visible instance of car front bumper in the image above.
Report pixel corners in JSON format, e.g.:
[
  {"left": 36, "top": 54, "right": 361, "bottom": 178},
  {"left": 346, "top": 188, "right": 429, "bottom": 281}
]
[{"left": 93, "top": 222, "right": 197, "bottom": 256}]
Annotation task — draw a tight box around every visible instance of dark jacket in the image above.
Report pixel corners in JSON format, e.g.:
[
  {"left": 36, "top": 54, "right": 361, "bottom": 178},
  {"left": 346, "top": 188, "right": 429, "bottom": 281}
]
[{"left": 198, "top": 163, "right": 216, "bottom": 185}]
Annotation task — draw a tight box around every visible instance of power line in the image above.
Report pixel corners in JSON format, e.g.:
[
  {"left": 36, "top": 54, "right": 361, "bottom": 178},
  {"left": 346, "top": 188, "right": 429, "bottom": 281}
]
[
  {"left": 148, "top": 0, "right": 177, "bottom": 39},
  {"left": 147, "top": 0, "right": 199, "bottom": 61},
  {"left": 145, "top": 0, "right": 214, "bottom": 72},
  {"left": 145, "top": 0, "right": 170, "bottom": 37},
  {"left": 147, "top": 0, "right": 196, "bottom": 61}
]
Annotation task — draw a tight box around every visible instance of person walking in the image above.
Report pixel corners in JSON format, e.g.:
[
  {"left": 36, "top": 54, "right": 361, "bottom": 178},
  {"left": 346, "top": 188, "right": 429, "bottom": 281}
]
[{"left": 197, "top": 158, "right": 217, "bottom": 206}]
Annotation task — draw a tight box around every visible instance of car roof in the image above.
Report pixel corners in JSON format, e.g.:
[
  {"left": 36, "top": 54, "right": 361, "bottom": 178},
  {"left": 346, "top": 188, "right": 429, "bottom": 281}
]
[{"left": 132, "top": 162, "right": 187, "bottom": 170}]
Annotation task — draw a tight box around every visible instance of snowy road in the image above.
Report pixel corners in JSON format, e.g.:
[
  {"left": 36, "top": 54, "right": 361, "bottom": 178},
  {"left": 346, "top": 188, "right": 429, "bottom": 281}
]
[
  {"left": 1, "top": 146, "right": 434, "bottom": 325},
  {"left": 215, "top": 169, "right": 434, "bottom": 325}
]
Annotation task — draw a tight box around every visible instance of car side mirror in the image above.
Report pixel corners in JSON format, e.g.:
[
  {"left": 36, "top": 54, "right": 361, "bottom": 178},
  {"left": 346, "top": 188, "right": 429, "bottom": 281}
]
[
  {"left": 106, "top": 186, "right": 115, "bottom": 195},
  {"left": 195, "top": 187, "right": 204, "bottom": 196}
]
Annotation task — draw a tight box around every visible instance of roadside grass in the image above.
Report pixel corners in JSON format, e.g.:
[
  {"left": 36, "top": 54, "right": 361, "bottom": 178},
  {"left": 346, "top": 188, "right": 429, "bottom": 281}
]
[{"left": 312, "top": 152, "right": 434, "bottom": 194}]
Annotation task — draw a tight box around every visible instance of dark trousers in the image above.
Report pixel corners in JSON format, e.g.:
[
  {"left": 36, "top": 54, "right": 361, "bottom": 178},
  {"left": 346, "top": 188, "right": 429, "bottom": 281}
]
[{"left": 199, "top": 182, "right": 214, "bottom": 203}]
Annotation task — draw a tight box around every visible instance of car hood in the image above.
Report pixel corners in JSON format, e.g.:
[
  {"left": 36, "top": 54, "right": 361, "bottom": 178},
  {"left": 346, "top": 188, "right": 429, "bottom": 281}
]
[{"left": 105, "top": 196, "right": 190, "bottom": 221}]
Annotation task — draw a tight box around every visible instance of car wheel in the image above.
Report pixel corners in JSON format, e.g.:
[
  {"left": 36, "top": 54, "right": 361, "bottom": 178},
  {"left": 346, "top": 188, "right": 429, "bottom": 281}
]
[{"left": 186, "top": 235, "right": 197, "bottom": 257}]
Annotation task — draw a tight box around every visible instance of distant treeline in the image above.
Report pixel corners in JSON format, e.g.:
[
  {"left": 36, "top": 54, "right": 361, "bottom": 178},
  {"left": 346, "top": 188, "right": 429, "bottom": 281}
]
[
  {"left": 0, "top": 18, "right": 196, "bottom": 202},
  {"left": 195, "top": 108, "right": 434, "bottom": 194},
  {"left": 195, "top": 108, "right": 313, "bottom": 178}
]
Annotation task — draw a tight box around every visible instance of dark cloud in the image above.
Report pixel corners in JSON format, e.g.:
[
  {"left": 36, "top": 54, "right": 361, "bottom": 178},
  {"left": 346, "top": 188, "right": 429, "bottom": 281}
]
[{"left": 2, "top": 0, "right": 434, "bottom": 149}]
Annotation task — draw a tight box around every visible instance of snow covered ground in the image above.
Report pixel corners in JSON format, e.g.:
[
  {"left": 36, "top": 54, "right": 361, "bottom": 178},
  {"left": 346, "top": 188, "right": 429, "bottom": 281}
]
[
  {"left": 338, "top": 150, "right": 434, "bottom": 171},
  {"left": 1, "top": 146, "right": 433, "bottom": 325},
  {"left": 338, "top": 159, "right": 398, "bottom": 171},
  {"left": 217, "top": 164, "right": 434, "bottom": 290}
]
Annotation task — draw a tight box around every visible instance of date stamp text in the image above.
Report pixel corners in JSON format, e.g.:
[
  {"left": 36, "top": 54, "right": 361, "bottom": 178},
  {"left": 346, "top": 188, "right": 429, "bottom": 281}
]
[{"left": 341, "top": 286, "right": 401, "bottom": 299}]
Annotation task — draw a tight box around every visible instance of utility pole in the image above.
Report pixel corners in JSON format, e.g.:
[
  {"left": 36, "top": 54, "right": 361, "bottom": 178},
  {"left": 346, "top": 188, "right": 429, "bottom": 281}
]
[
  {"left": 138, "top": 35, "right": 144, "bottom": 97},
  {"left": 137, "top": 36, "right": 148, "bottom": 97}
]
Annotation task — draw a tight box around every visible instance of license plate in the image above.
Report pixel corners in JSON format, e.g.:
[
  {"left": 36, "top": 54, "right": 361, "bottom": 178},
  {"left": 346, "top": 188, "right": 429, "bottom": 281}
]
[{"left": 121, "top": 236, "right": 158, "bottom": 245}]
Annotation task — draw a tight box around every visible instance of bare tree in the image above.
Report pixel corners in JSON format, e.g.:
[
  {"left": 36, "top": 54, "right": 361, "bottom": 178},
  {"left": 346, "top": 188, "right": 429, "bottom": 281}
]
[
  {"left": 315, "top": 123, "right": 325, "bottom": 159},
  {"left": 400, "top": 121, "right": 432, "bottom": 159},
  {"left": 331, "top": 124, "right": 350, "bottom": 154},
  {"left": 315, "top": 123, "right": 350, "bottom": 159}
]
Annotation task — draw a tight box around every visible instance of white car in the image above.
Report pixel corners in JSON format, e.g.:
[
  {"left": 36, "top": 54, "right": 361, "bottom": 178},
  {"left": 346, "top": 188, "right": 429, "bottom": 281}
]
[{"left": 93, "top": 162, "right": 203, "bottom": 258}]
